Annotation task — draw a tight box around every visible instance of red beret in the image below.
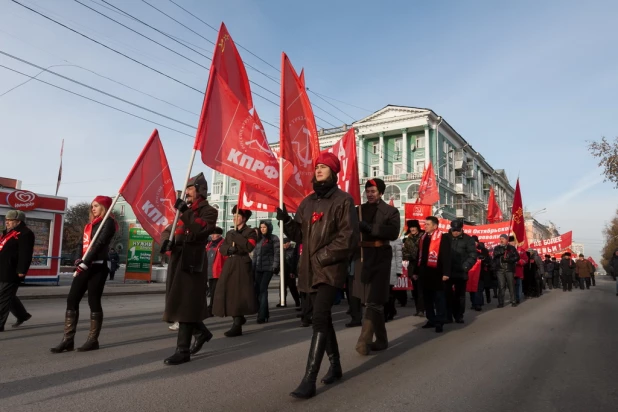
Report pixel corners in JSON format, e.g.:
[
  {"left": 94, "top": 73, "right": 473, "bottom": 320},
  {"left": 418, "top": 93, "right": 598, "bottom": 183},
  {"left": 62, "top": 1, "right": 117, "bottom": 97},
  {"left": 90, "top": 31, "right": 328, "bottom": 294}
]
[
  {"left": 315, "top": 152, "right": 341, "bottom": 174},
  {"left": 93, "top": 196, "right": 113, "bottom": 210}
]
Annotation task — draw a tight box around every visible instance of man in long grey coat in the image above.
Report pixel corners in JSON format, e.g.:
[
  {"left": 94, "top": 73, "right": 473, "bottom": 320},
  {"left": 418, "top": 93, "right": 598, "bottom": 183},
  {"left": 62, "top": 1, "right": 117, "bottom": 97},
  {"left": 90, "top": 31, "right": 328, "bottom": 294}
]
[
  {"left": 160, "top": 173, "right": 217, "bottom": 365},
  {"left": 353, "top": 178, "right": 400, "bottom": 356}
]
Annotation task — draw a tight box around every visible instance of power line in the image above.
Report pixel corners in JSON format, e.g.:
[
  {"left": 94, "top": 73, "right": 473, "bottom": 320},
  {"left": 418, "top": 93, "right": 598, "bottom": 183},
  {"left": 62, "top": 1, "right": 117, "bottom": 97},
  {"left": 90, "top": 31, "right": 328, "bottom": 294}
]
[
  {"left": 307, "top": 89, "right": 374, "bottom": 113},
  {"left": 0, "top": 64, "right": 195, "bottom": 138},
  {"left": 1, "top": 50, "right": 196, "bottom": 129},
  {"left": 307, "top": 88, "right": 356, "bottom": 122},
  {"left": 10, "top": 0, "right": 204, "bottom": 94}
]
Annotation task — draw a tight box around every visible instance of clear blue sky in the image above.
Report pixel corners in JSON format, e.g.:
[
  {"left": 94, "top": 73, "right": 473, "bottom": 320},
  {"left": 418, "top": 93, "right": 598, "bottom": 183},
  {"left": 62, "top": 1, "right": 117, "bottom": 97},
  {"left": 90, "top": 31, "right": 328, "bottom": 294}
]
[{"left": 1, "top": 0, "right": 617, "bottom": 261}]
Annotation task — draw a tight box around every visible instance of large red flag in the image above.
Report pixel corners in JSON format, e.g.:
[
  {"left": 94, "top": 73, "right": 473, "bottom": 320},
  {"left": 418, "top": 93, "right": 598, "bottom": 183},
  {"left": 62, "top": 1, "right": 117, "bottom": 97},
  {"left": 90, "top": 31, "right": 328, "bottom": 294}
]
[
  {"left": 326, "top": 128, "right": 361, "bottom": 204},
  {"left": 279, "top": 53, "right": 321, "bottom": 206},
  {"left": 238, "top": 182, "right": 277, "bottom": 212},
  {"left": 417, "top": 162, "right": 439, "bottom": 205},
  {"left": 211, "top": 22, "right": 252, "bottom": 109},
  {"left": 487, "top": 186, "right": 503, "bottom": 223},
  {"left": 510, "top": 178, "right": 528, "bottom": 249},
  {"left": 404, "top": 203, "right": 433, "bottom": 230},
  {"left": 587, "top": 256, "right": 598, "bottom": 268},
  {"left": 119, "top": 130, "right": 176, "bottom": 245}
]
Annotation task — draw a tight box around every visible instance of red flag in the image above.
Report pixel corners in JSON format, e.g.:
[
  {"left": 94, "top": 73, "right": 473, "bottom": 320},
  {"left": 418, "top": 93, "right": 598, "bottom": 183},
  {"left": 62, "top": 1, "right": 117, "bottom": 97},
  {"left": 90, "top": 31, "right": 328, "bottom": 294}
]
[
  {"left": 587, "top": 257, "right": 598, "bottom": 268},
  {"left": 404, "top": 203, "right": 433, "bottom": 230},
  {"left": 238, "top": 182, "right": 277, "bottom": 212},
  {"left": 279, "top": 53, "right": 321, "bottom": 206},
  {"left": 327, "top": 128, "right": 361, "bottom": 204},
  {"left": 388, "top": 197, "right": 395, "bottom": 207},
  {"left": 119, "top": 130, "right": 176, "bottom": 245},
  {"left": 195, "top": 71, "right": 280, "bottom": 199},
  {"left": 417, "top": 162, "right": 439, "bottom": 205},
  {"left": 211, "top": 23, "right": 252, "bottom": 109},
  {"left": 510, "top": 178, "right": 528, "bottom": 249},
  {"left": 486, "top": 186, "right": 503, "bottom": 223}
]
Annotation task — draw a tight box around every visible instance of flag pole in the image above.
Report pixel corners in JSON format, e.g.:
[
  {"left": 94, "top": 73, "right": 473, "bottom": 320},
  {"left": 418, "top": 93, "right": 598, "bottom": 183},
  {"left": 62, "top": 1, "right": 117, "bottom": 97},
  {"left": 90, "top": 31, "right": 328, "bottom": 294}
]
[
  {"left": 279, "top": 157, "right": 286, "bottom": 306},
  {"left": 73, "top": 193, "right": 121, "bottom": 277},
  {"left": 167, "top": 149, "right": 197, "bottom": 242},
  {"left": 55, "top": 139, "right": 64, "bottom": 196}
]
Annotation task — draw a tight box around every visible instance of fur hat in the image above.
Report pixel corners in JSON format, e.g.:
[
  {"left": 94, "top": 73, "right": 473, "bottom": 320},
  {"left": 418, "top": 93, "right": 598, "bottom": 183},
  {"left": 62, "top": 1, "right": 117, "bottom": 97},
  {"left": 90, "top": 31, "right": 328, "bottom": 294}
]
[
  {"left": 187, "top": 172, "right": 208, "bottom": 200},
  {"left": 365, "top": 178, "right": 386, "bottom": 194},
  {"left": 213, "top": 227, "right": 223, "bottom": 235},
  {"left": 406, "top": 219, "right": 421, "bottom": 231},
  {"left": 5, "top": 210, "right": 25, "bottom": 221},
  {"left": 232, "top": 205, "right": 252, "bottom": 220}
]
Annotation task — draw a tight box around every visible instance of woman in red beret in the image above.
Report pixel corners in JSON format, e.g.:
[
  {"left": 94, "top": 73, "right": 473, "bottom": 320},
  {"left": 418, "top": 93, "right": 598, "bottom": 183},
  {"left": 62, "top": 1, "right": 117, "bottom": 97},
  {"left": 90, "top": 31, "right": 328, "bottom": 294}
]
[{"left": 51, "top": 195, "right": 117, "bottom": 353}]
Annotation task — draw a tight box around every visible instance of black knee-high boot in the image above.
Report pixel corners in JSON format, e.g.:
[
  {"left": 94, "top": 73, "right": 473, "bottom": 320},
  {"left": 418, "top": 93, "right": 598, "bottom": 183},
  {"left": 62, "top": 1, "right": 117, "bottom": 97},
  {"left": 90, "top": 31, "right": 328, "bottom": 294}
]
[
  {"left": 320, "top": 324, "right": 342, "bottom": 385},
  {"left": 190, "top": 321, "right": 213, "bottom": 354},
  {"left": 290, "top": 331, "right": 328, "bottom": 399},
  {"left": 164, "top": 322, "right": 193, "bottom": 365}
]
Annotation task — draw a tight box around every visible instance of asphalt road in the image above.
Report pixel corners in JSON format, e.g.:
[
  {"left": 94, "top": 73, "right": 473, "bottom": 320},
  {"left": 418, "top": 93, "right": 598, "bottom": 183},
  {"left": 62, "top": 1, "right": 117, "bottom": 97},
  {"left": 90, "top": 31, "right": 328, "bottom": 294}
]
[{"left": 1, "top": 279, "right": 617, "bottom": 412}]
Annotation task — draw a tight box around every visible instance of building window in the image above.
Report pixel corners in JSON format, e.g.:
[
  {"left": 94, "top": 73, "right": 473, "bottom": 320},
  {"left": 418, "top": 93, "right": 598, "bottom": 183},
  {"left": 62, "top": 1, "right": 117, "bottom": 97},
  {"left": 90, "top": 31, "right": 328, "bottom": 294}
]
[
  {"left": 384, "top": 185, "right": 401, "bottom": 201},
  {"left": 394, "top": 138, "right": 402, "bottom": 153},
  {"left": 416, "top": 136, "right": 425, "bottom": 149},
  {"left": 415, "top": 161, "right": 425, "bottom": 173},
  {"left": 230, "top": 182, "right": 238, "bottom": 195},
  {"left": 119, "top": 204, "right": 125, "bottom": 217},
  {"left": 393, "top": 163, "right": 403, "bottom": 175},
  {"left": 372, "top": 142, "right": 379, "bottom": 155},
  {"left": 213, "top": 181, "right": 223, "bottom": 195},
  {"left": 407, "top": 184, "right": 420, "bottom": 201},
  {"left": 371, "top": 165, "right": 379, "bottom": 177}
]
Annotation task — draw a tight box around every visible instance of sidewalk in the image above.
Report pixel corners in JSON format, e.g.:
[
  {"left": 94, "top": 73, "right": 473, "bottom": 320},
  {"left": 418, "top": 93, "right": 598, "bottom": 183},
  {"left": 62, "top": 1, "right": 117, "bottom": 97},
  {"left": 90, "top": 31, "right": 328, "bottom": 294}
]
[{"left": 18, "top": 269, "right": 282, "bottom": 300}]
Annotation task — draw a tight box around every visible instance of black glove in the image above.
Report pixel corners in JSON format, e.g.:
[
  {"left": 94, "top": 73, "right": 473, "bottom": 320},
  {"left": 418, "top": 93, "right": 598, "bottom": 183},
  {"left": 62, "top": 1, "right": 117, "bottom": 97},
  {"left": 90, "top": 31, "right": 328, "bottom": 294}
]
[
  {"left": 359, "top": 221, "right": 372, "bottom": 234},
  {"left": 227, "top": 246, "right": 238, "bottom": 256},
  {"left": 74, "top": 258, "right": 84, "bottom": 267},
  {"left": 160, "top": 239, "right": 171, "bottom": 254},
  {"left": 174, "top": 198, "right": 189, "bottom": 213},
  {"left": 274, "top": 267, "right": 280, "bottom": 275},
  {"left": 276, "top": 205, "right": 290, "bottom": 222}
]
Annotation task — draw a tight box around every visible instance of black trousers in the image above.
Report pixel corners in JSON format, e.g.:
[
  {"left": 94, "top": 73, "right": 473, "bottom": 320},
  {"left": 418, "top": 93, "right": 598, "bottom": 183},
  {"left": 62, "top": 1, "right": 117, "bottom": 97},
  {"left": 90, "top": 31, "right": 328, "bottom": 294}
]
[
  {"left": 411, "top": 277, "right": 424, "bottom": 313},
  {"left": 346, "top": 277, "right": 362, "bottom": 323},
  {"left": 208, "top": 279, "right": 218, "bottom": 310},
  {"left": 553, "top": 274, "right": 561, "bottom": 289},
  {"left": 445, "top": 278, "right": 467, "bottom": 321},
  {"left": 579, "top": 277, "right": 591, "bottom": 289},
  {"left": 591, "top": 273, "right": 596, "bottom": 286},
  {"left": 281, "top": 273, "right": 300, "bottom": 306},
  {"left": 423, "top": 288, "right": 446, "bottom": 326},
  {"left": 394, "top": 289, "right": 408, "bottom": 306},
  {"left": 300, "top": 292, "right": 313, "bottom": 323},
  {"left": 66, "top": 264, "right": 108, "bottom": 312},
  {"left": 562, "top": 275, "right": 573, "bottom": 291},
  {"left": 308, "top": 284, "right": 340, "bottom": 334},
  {"left": 0, "top": 281, "right": 29, "bottom": 328},
  {"left": 385, "top": 285, "right": 397, "bottom": 320}
]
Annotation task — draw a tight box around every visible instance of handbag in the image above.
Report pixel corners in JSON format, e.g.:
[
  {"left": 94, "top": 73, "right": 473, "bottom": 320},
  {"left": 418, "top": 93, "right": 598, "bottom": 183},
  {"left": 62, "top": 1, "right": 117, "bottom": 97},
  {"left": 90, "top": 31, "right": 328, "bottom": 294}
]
[{"left": 393, "top": 267, "right": 413, "bottom": 291}]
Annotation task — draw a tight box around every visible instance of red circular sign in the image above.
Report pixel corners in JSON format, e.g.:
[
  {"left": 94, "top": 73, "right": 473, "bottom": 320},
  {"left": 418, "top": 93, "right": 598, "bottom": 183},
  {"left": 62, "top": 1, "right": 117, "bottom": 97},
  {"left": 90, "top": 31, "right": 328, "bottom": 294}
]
[{"left": 6, "top": 190, "right": 40, "bottom": 211}]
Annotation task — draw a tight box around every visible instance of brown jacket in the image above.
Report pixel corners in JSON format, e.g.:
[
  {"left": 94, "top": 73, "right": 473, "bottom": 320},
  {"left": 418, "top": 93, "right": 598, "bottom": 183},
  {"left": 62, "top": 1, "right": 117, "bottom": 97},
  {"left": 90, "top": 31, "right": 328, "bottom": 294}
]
[
  {"left": 283, "top": 186, "right": 359, "bottom": 293},
  {"left": 575, "top": 259, "right": 594, "bottom": 278},
  {"left": 162, "top": 199, "right": 218, "bottom": 323}
]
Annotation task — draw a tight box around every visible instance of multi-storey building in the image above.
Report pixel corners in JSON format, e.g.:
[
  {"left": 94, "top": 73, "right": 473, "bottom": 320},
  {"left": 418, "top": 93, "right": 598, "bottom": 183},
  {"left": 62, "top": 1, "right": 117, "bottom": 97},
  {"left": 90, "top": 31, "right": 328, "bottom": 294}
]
[{"left": 209, "top": 105, "right": 515, "bottom": 231}]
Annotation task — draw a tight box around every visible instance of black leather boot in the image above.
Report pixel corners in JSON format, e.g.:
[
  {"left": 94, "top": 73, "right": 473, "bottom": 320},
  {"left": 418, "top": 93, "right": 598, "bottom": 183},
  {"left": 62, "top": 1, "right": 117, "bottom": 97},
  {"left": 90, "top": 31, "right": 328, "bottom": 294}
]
[
  {"left": 50, "top": 310, "right": 78, "bottom": 353},
  {"left": 164, "top": 323, "right": 193, "bottom": 365},
  {"left": 320, "top": 325, "right": 342, "bottom": 385},
  {"left": 290, "top": 331, "right": 327, "bottom": 399},
  {"left": 224, "top": 316, "right": 243, "bottom": 337},
  {"left": 190, "top": 322, "right": 213, "bottom": 355},
  {"left": 77, "top": 312, "right": 103, "bottom": 352}
]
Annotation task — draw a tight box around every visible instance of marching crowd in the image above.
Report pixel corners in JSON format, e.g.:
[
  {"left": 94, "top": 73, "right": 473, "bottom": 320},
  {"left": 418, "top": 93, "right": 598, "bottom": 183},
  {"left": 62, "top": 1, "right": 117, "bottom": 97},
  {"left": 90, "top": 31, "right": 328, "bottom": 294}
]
[{"left": 0, "top": 153, "right": 603, "bottom": 401}]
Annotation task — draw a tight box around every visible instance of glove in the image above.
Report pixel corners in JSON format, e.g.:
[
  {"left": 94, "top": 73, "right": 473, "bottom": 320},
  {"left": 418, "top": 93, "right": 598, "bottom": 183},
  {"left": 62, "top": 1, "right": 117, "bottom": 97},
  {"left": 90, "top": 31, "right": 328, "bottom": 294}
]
[
  {"left": 160, "top": 239, "right": 171, "bottom": 254},
  {"left": 174, "top": 198, "right": 189, "bottom": 213},
  {"left": 75, "top": 262, "right": 88, "bottom": 274},
  {"left": 74, "top": 258, "right": 84, "bottom": 267},
  {"left": 359, "top": 221, "right": 372, "bottom": 234},
  {"left": 227, "top": 246, "right": 238, "bottom": 256},
  {"left": 276, "top": 205, "right": 290, "bottom": 222}
]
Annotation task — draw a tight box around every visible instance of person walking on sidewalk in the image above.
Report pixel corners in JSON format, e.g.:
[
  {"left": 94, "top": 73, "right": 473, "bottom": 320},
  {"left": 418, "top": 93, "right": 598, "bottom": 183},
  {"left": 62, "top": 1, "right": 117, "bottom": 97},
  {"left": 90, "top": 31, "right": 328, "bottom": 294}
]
[
  {"left": 252, "top": 221, "right": 280, "bottom": 323},
  {"left": 50, "top": 196, "right": 117, "bottom": 353},
  {"left": 278, "top": 238, "right": 301, "bottom": 308},
  {"left": 552, "top": 257, "right": 561, "bottom": 289},
  {"left": 445, "top": 220, "right": 476, "bottom": 324},
  {"left": 277, "top": 152, "right": 359, "bottom": 399},
  {"left": 492, "top": 234, "right": 519, "bottom": 308},
  {"left": 212, "top": 206, "right": 258, "bottom": 338},
  {"left": 402, "top": 220, "right": 424, "bottom": 317},
  {"left": 560, "top": 252, "right": 575, "bottom": 292},
  {"left": 575, "top": 254, "right": 594, "bottom": 290},
  {"left": 156, "top": 174, "right": 218, "bottom": 365},
  {"left": 0, "top": 210, "right": 34, "bottom": 332}
]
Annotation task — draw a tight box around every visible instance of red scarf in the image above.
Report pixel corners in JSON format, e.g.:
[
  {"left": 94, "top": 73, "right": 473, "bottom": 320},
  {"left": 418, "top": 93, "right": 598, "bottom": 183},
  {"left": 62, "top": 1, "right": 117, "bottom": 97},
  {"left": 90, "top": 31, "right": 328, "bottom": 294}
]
[
  {"left": 0, "top": 230, "right": 18, "bottom": 252},
  {"left": 83, "top": 217, "right": 103, "bottom": 255},
  {"left": 418, "top": 230, "right": 442, "bottom": 269}
]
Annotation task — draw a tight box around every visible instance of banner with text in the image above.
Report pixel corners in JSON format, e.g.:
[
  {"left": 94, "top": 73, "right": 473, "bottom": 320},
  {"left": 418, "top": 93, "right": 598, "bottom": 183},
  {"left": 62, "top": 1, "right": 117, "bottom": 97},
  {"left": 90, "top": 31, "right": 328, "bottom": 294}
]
[
  {"left": 124, "top": 227, "right": 153, "bottom": 283},
  {"left": 528, "top": 231, "right": 573, "bottom": 256},
  {"left": 437, "top": 219, "right": 511, "bottom": 249}
]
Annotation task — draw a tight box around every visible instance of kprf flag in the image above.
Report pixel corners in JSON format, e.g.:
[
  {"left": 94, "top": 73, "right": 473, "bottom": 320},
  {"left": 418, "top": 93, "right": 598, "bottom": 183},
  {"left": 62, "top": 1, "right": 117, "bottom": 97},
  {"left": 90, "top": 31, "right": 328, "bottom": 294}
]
[
  {"left": 510, "top": 178, "right": 528, "bottom": 249},
  {"left": 404, "top": 203, "right": 433, "bottom": 230},
  {"left": 194, "top": 24, "right": 280, "bottom": 200},
  {"left": 417, "top": 162, "right": 439, "bottom": 205},
  {"left": 279, "top": 53, "right": 321, "bottom": 207},
  {"left": 238, "top": 181, "right": 277, "bottom": 212},
  {"left": 327, "top": 128, "right": 361, "bottom": 204},
  {"left": 487, "top": 186, "right": 503, "bottom": 223},
  {"left": 118, "top": 130, "right": 176, "bottom": 244}
]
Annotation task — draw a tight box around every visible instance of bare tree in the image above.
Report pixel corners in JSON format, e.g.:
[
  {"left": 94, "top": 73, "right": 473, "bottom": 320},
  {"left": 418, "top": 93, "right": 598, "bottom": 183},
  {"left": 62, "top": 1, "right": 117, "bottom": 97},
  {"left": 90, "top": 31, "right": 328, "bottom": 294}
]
[{"left": 588, "top": 136, "right": 618, "bottom": 187}]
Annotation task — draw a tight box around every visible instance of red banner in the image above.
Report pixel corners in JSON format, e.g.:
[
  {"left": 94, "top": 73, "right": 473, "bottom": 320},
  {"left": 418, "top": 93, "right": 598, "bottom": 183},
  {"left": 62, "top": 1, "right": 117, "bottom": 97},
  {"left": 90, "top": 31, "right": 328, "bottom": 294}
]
[
  {"left": 437, "top": 218, "right": 510, "bottom": 249},
  {"left": 279, "top": 53, "right": 321, "bottom": 208},
  {"left": 327, "top": 129, "right": 361, "bottom": 205},
  {"left": 417, "top": 162, "right": 439, "bottom": 205},
  {"left": 118, "top": 129, "right": 176, "bottom": 245},
  {"left": 466, "top": 260, "right": 482, "bottom": 292},
  {"left": 588, "top": 256, "right": 598, "bottom": 268},
  {"left": 238, "top": 182, "right": 277, "bottom": 212},
  {"left": 404, "top": 203, "right": 433, "bottom": 230},
  {"left": 529, "top": 231, "right": 573, "bottom": 256},
  {"left": 510, "top": 179, "right": 528, "bottom": 249},
  {"left": 487, "top": 186, "right": 503, "bottom": 223}
]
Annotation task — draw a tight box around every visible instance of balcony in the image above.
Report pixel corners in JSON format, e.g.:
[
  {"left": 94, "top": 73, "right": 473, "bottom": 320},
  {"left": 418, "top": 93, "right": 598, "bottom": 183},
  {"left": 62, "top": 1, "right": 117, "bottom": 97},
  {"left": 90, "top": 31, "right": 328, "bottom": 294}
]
[
  {"left": 454, "top": 149, "right": 468, "bottom": 171},
  {"left": 483, "top": 183, "right": 491, "bottom": 191},
  {"left": 360, "top": 172, "right": 423, "bottom": 185},
  {"left": 465, "top": 169, "right": 476, "bottom": 179},
  {"left": 456, "top": 209, "right": 465, "bottom": 218}
]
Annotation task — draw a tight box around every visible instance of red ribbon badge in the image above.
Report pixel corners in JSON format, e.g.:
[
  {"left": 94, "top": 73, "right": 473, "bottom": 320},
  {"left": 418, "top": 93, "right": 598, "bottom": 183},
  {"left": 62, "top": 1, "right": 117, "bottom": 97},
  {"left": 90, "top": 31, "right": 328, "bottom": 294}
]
[{"left": 311, "top": 212, "right": 324, "bottom": 224}]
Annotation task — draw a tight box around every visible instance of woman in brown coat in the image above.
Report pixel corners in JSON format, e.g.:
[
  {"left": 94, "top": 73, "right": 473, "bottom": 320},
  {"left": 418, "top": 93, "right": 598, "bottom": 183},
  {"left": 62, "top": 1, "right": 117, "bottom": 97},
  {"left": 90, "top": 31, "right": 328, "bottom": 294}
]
[
  {"left": 277, "top": 152, "right": 359, "bottom": 399},
  {"left": 212, "top": 206, "right": 258, "bottom": 337}
]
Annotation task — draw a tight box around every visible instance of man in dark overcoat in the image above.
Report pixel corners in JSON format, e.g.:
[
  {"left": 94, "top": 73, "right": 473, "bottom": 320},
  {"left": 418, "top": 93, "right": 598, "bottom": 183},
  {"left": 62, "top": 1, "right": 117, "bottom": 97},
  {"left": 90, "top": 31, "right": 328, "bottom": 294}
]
[
  {"left": 160, "top": 172, "right": 218, "bottom": 365},
  {"left": 353, "top": 178, "right": 400, "bottom": 355}
]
